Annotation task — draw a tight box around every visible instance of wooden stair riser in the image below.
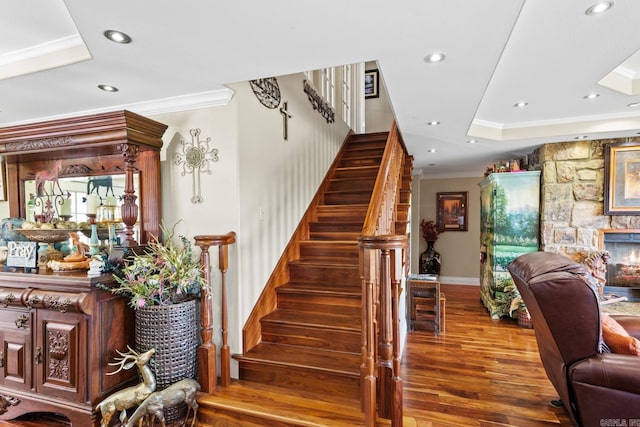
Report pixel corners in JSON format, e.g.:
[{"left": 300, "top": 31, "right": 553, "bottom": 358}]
[
  {"left": 332, "top": 166, "right": 379, "bottom": 179},
  {"left": 341, "top": 147, "right": 385, "bottom": 159},
  {"left": 337, "top": 156, "right": 381, "bottom": 168},
  {"left": 308, "top": 231, "right": 361, "bottom": 240},
  {"left": 288, "top": 263, "right": 360, "bottom": 283},
  {"left": 316, "top": 206, "right": 367, "bottom": 223},
  {"left": 260, "top": 322, "right": 361, "bottom": 353},
  {"left": 299, "top": 242, "right": 359, "bottom": 262},
  {"left": 198, "top": 407, "right": 303, "bottom": 427},
  {"left": 238, "top": 362, "right": 360, "bottom": 400},
  {"left": 328, "top": 178, "right": 375, "bottom": 192},
  {"left": 276, "top": 294, "right": 360, "bottom": 315},
  {"left": 324, "top": 191, "right": 372, "bottom": 205},
  {"left": 309, "top": 222, "right": 362, "bottom": 234}
]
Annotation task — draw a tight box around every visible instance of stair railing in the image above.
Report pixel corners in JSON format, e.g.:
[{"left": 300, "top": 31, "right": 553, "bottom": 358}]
[
  {"left": 359, "top": 121, "right": 409, "bottom": 427},
  {"left": 194, "top": 232, "right": 236, "bottom": 393}
]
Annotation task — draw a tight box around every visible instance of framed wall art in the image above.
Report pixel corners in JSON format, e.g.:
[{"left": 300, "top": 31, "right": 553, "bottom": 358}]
[
  {"left": 604, "top": 141, "right": 640, "bottom": 215},
  {"left": 436, "top": 191, "right": 468, "bottom": 232},
  {"left": 364, "top": 69, "right": 379, "bottom": 99}
]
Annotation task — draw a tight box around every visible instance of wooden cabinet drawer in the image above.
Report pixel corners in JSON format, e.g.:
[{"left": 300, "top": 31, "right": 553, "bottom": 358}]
[{"left": 0, "top": 308, "right": 31, "bottom": 331}]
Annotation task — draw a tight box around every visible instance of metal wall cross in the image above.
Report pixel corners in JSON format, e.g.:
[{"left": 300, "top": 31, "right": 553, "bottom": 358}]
[{"left": 279, "top": 101, "right": 293, "bottom": 140}]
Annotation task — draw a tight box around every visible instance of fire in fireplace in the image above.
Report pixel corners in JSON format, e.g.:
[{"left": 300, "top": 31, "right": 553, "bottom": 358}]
[{"left": 599, "top": 229, "right": 640, "bottom": 301}]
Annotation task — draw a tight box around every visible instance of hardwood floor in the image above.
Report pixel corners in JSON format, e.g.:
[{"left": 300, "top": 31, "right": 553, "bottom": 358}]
[
  {"left": 400, "top": 283, "right": 573, "bottom": 426},
  {"left": 0, "top": 283, "right": 573, "bottom": 426}
]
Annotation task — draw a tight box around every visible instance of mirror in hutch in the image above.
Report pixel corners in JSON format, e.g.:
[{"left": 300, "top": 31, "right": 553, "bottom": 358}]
[{"left": 0, "top": 110, "right": 167, "bottom": 425}]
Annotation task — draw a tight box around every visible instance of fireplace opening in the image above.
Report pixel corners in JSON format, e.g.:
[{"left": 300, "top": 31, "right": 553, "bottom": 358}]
[{"left": 599, "top": 229, "right": 640, "bottom": 301}]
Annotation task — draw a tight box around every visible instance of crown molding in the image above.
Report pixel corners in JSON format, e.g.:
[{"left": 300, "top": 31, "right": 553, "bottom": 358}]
[
  {"left": 0, "top": 35, "right": 91, "bottom": 80},
  {"left": 0, "top": 88, "right": 236, "bottom": 127}
]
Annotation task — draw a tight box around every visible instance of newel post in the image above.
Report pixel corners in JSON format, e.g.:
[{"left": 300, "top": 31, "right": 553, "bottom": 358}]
[
  {"left": 194, "top": 232, "right": 236, "bottom": 393},
  {"left": 358, "top": 234, "right": 406, "bottom": 427}
]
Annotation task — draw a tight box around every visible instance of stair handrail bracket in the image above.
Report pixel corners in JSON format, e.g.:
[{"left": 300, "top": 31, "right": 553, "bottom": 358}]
[{"left": 358, "top": 234, "right": 407, "bottom": 427}]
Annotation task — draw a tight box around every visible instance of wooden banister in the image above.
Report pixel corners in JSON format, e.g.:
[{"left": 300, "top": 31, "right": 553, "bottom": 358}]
[
  {"left": 359, "top": 121, "right": 410, "bottom": 427},
  {"left": 194, "top": 231, "right": 236, "bottom": 393}
]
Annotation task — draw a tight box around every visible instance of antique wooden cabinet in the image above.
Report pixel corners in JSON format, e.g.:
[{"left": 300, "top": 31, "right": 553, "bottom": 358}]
[
  {"left": 0, "top": 272, "right": 134, "bottom": 425},
  {"left": 479, "top": 171, "right": 540, "bottom": 319},
  {"left": 0, "top": 110, "right": 166, "bottom": 425}
]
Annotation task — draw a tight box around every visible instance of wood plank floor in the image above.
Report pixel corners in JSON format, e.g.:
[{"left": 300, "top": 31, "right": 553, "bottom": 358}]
[
  {"left": 401, "top": 284, "right": 572, "bottom": 426},
  {"left": 0, "top": 283, "right": 573, "bottom": 426}
]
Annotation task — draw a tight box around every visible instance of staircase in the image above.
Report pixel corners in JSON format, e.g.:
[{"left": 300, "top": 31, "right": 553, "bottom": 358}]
[{"left": 197, "top": 131, "right": 412, "bottom": 426}]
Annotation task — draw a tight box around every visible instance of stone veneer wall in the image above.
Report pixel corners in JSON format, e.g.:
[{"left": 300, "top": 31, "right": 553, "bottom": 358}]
[{"left": 528, "top": 137, "right": 640, "bottom": 262}]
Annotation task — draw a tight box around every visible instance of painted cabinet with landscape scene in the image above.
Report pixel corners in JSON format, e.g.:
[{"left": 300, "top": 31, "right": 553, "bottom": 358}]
[{"left": 479, "top": 171, "right": 540, "bottom": 319}]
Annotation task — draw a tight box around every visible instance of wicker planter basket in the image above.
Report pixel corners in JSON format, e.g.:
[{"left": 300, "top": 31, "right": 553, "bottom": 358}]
[
  {"left": 517, "top": 308, "right": 533, "bottom": 329},
  {"left": 135, "top": 298, "right": 199, "bottom": 420}
]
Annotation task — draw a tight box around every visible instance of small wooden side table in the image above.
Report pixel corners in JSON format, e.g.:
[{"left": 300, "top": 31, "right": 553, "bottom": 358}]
[{"left": 407, "top": 274, "right": 441, "bottom": 334}]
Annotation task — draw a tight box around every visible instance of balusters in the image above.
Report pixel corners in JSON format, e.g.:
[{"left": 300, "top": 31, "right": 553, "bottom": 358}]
[
  {"left": 194, "top": 232, "right": 236, "bottom": 393},
  {"left": 358, "top": 235, "right": 406, "bottom": 427}
]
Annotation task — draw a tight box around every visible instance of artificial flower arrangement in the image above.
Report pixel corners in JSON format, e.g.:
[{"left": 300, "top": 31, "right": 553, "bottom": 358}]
[
  {"left": 108, "top": 224, "right": 207, "bottom": 309},
  {"left": 420, "top": 219, "right": 440, "bottom": 242}
]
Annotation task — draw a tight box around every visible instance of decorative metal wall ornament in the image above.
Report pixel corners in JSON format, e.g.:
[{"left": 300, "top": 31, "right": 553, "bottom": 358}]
[
  {"left": 175, "top": 128, "right": 219, "bottom": 204},
  {"left": 249, "top": 78, "right": 281, "bottom": 109},
  {"left": 303, "top": 80, "right": 335, "bottom": 123}
]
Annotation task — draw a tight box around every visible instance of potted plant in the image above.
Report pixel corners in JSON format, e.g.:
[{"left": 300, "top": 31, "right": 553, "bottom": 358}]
[
  {"left": 107, "top": 223, "right": 207, "bottom": 420},
  {"left": 419, "top": 219, "right": 441, "bottom": 275}
]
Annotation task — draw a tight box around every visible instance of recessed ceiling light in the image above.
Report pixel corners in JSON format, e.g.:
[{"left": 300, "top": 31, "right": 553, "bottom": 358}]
[
  {"left": 583, "top": 93, "right": 600, "bottom": 99},
  {"left": 467, "top": 139, "right": 478, "bottom": 144},
  {"left": 427, "top": 121, "right": 440, "bottom": 126},
  {"left": 424, "top": 52, "right": 446, "bottom": 63},
  {"left": 104, "top": 30, "right": 132, "bottom": 44},
  {"left": 585, "top": 1, "right": 614, "bottom": 15},
  {"left": 514, "top": 101, "right": 528, "bottom": 108},
  {"left": 574, "top": 135, "right": 588, "bottom": 140},
  {"left": 628, "top": 102, "right": 640, "bottom": 108},
  {"left": 98, "top": 84, "right": 119, "bottom": 92},
  {"left": 428, "top": 149, "right": 437, "bottom": 153}
]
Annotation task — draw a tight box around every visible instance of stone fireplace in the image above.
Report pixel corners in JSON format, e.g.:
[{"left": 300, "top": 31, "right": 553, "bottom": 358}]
[
  {"left": 527, "top": 137, "right": 640, "bottom": 301},
  {"left": 599, "top": 229, "right": 640, "bottom": 301}
]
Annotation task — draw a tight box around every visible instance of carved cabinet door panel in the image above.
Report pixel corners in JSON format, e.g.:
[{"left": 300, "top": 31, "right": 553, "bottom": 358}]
[
  {"left": 34, "top": 310, "right": 87, "bottom": 403},
  {"left": 0, "top": 309, "right": 32, "bottom": 391}
]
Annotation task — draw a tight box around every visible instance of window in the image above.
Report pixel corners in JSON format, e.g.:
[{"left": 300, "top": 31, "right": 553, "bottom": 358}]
[
  {"left": 320, "top": 67, "right": 335, "bottom": 109},
  {"left": 342, "top": 64, "right": 352, "bottom": 128}
]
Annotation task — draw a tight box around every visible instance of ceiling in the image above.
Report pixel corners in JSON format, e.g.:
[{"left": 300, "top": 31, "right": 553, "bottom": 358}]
[{"left": 2, "top": 0, "right": 640, "bottom": 178}]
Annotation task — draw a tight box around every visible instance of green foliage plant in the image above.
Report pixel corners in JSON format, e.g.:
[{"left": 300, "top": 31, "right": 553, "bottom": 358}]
[{"left": 109, "top": 224, "right": 207, "bottom": 309}]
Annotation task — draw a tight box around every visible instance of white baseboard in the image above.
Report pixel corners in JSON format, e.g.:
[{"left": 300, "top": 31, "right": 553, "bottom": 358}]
[{"left": 438, "top": 276, "right": 479, "bottom": 286}]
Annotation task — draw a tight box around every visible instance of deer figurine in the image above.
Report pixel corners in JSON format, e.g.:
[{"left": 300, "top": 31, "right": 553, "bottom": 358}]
[
  {"left": 95, "top": 347, "right": 157, "bottom": 427},
  {"left": 124, "top": 378, "right": 201, "bottom": 427}
]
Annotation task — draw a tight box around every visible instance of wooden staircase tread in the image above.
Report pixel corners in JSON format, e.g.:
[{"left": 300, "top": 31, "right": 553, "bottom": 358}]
[
  {"left": 200, "top": 381, "right": 405, "bottom": 427},
  {"left": 235, "top": 343, "right": 360, "bottom": 374},
  {"left": 262, "top": 309, "right": 361, "bottom": 330}
]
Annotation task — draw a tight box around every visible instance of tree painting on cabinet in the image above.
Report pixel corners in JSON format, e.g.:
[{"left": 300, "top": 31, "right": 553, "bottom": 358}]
[{"left": 479, "top": 172, "right": 540, "bottom": 319}]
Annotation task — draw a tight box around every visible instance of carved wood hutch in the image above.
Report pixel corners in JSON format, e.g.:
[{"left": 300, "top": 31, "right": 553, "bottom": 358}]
[{"left": 0, "top": 110, "right": 167, "bottom": 425}]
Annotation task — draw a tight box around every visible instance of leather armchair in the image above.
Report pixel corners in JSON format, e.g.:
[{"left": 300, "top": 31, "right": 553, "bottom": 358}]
[{"left": 508, "top": 252, "right": 640, "bottom": 427}]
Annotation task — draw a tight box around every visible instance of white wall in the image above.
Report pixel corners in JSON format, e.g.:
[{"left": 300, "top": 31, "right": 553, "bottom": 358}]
[
  {"left": 364, "top": 61, "right": 394, "bottom": 133},
  {"left": 419, "top": 176, "right": 483, "bottom": 285},
  {"left": 154, "top": 72, "right": 349, "bottom": 377}
]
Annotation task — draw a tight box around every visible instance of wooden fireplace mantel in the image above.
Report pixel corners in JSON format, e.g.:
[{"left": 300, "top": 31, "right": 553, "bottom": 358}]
[{"left": 0, "top": 110, "right": 167, "bottom": 244}]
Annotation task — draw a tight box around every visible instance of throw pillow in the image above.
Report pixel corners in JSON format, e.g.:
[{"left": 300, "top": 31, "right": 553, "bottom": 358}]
[{"left": 601, "top": 313, "right": 640, "bottom": 356}]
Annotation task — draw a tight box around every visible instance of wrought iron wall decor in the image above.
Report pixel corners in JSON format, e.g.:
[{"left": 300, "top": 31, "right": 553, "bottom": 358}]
[
  {"left": 175, "top": 128, "right": 219, "bottom": 203},
  {"left": 303, "top": 80, "right": 335, "bottom": 123},
  {"left": 279, "top": 101, "right": 293, "bottom": 140},
  {"left": 249, "top": 78, "right": 281, "bottom": 109}
]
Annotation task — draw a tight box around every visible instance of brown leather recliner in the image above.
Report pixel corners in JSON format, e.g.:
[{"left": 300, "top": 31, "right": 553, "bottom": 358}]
[{"left": 508, "top": 251, "right": 640, "bottom": 427}]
